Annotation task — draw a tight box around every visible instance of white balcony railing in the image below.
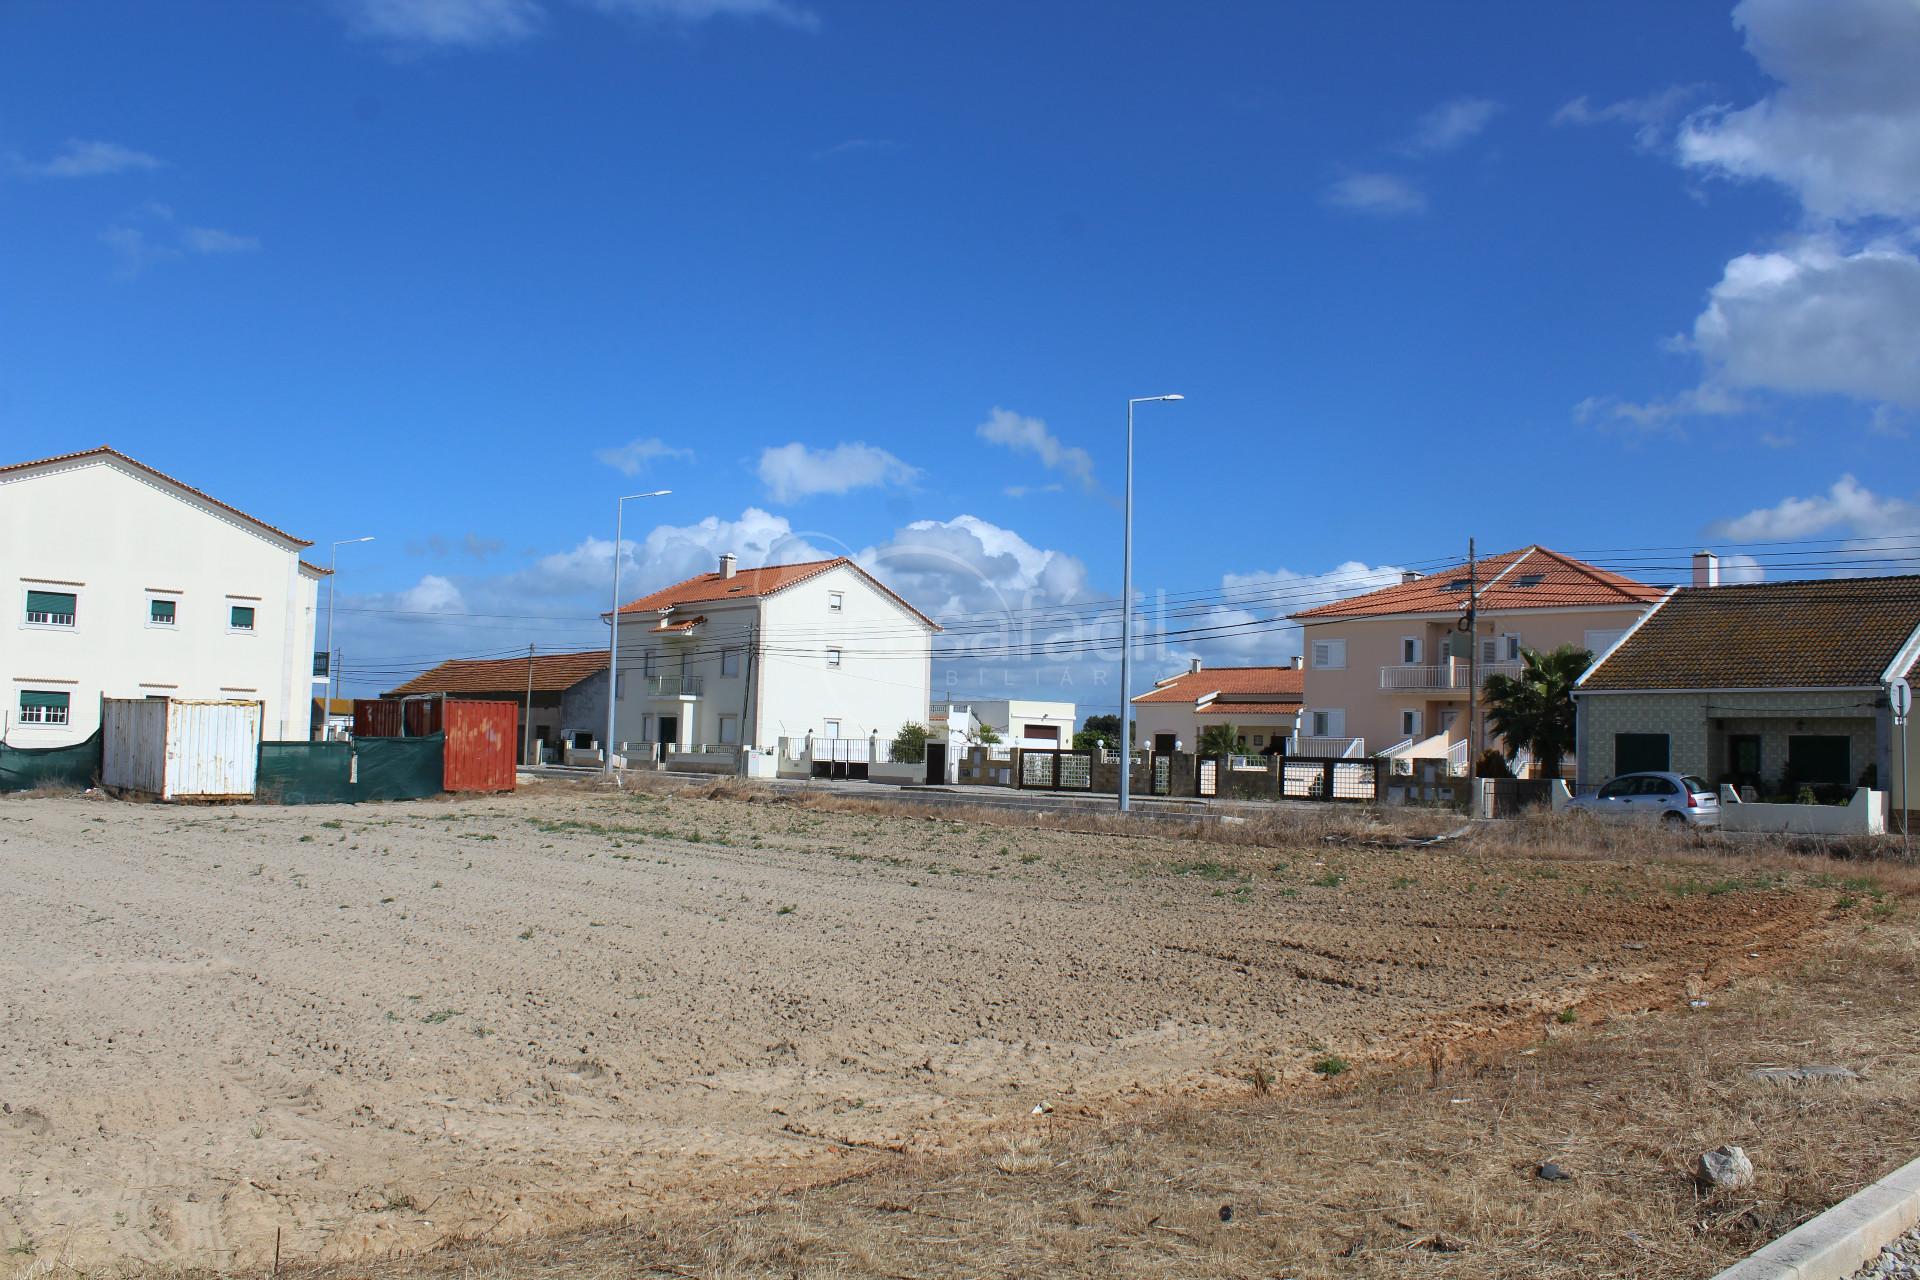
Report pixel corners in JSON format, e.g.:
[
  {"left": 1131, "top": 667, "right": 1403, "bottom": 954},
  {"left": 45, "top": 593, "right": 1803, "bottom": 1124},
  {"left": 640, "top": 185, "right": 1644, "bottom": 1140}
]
[
  {"left": 1379, "top": 659, "right": 1523, "bottom": 691},
  {"left": 642, "top": 674, "right": 703, "bottom": 697},
  {"left": 1292, "top": 735, "right": 1366, "bottom": 758}
]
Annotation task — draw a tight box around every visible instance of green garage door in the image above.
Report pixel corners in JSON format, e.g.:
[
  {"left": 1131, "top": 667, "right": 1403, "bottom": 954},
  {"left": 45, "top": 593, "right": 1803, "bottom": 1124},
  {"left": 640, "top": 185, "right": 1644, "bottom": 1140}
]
[{"left": 1614, "top": 732, "right": 1670, "bottom": 775}]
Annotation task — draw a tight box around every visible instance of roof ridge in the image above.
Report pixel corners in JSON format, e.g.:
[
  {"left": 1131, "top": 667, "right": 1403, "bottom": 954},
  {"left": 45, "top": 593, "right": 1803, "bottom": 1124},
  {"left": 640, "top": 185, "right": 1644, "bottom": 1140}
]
[{"left": 0, "top": 445, "right": 313, "bottom": 547}]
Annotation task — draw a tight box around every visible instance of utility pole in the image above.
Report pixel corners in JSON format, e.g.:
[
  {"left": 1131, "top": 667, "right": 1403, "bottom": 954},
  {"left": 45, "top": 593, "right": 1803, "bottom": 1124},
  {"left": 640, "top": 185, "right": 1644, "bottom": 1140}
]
[
  {"left": 1465, "top": 537, "right": 1479, "bottom": 777},
  {"left": 523, "top": 643, "right": 536, "bottom": 766}
]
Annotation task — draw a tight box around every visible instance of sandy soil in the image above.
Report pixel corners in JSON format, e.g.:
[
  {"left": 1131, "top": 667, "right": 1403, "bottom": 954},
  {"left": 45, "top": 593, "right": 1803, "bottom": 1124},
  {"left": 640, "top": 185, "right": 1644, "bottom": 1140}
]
[{"left": 0, "top": 784, "right": 1830, "bottom": 1271}]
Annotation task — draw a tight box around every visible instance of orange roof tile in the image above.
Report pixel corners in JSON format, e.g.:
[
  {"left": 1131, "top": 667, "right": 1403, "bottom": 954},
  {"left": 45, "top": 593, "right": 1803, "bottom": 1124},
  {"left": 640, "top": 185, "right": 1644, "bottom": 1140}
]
[
  {"left": 1289, "top": 546, "right": 1660, "bottom": 621},
  {"left": 1195, "top": 701, "right": 1302, "bottom": 717},
  {"left": 615, "top": 556, "right": 941, "bottom": 630},
  {"left": 0, "top": 446, "right": 313, "bottom": 548},
  {"left": 385, "top": 650, "right": 608, "bottom": 698},
  {"left": 1132, "top": 665, "right": 1305, "bottom": 705}
]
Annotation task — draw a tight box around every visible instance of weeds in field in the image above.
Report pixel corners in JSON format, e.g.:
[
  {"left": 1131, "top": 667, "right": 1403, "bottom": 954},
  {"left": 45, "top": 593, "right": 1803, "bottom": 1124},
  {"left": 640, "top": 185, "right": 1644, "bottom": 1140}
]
[
  {"left": 320, "top": 820, "right": 343, "bottom": 830},
  {"left": 1312, "top": 873, "right": 1345, "bottom": 889},
  {"left": 1249, "top": 1064, "right": 1273, "bottom": 1096},
  {"left": 1171, "top": 860, "right": 1245, "bottom": 882},
  {"left": 1021, "top": 853, "right": 1041, "bottom": 864},
  {"left": 421, "top": 1009, "right": 461, "bottom": 1024},
  {"left": 518, "top": 926, "right": 535, "bottom": 940},
  {"left": 1556, "top": 1008, "right": 1578, "bottom": 1025},
  {"left": 1313, "top": 1055, "right": 1349, "bottom": 1077},
  {"left": 776, "top": 904, "right": 796, "bottom": 915}
]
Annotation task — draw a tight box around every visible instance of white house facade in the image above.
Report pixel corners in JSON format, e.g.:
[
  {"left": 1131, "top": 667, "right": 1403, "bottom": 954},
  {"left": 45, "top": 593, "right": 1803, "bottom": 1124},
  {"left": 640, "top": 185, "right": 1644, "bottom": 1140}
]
[
  {"left": 1, "top": 447, "right": 325, "bottom": 747},
  {"left": 595, "top": 554, "right": 937, "bottom": 753}
]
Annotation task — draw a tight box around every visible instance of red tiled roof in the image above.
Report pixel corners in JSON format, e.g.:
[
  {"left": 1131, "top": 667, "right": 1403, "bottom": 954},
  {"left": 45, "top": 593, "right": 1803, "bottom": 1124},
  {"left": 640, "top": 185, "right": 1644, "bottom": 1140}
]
[
  {"left": 1133, "top": 665, "right": 1305, "bottom": 705},
  {"left": 385, "top": 650, "right": 608, "bottom": 698},
  {"left": 615, "top": 556, "right": 941, "bottom": 630},
  {"left": 1196, "top": 701, "right": 1302, "bottom": 717},
  {"left": 0, "top": 446, "right": 313, "bottom": 548},
  {"left": 1289, "top": 546, "right": 1661, "bottom": 621}
]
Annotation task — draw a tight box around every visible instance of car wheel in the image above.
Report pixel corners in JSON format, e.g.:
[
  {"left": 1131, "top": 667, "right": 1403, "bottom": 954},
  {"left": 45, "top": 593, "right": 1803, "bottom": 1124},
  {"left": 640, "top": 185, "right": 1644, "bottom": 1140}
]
[{"left": 1661, "top": 811, "right": 1687, "bottom": 826}]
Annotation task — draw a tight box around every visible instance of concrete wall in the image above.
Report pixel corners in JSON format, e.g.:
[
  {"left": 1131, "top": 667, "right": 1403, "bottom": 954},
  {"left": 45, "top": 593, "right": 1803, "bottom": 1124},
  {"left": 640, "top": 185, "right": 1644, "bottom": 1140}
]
[
  {"left": 1300, "top": 605, "right": 1647, "bottom": 755},
  {"left": 1576, "top": 688, "right": 1878, "bottom": 789},
  {"left": 1, "top": 454, "right": 322, "bottom": 746},
  {"left": 1718, "top": 785, "right": 1886, "bottom": 835}
]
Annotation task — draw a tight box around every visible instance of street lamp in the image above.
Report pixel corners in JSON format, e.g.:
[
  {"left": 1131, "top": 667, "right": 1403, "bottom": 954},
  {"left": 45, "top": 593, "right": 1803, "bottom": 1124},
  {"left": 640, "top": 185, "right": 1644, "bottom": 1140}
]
[
  {"left": 326, "top": 536, "right": 375, "bottom": 735},
  {"left": 605, "top": 490, "right": 672, "bottom": 774},
  {"left": 1119, "top": 394, "right": 1183, "bottom": 813}
]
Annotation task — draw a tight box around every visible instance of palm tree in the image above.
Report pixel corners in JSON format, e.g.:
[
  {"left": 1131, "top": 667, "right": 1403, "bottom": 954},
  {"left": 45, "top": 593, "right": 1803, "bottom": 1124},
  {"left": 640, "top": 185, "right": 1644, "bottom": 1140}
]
[
  {"left": 1482, "top": 644, "right": 1590, "bottom": 778},
  {"left": 1198, "top": 722, "right": 1240, "bottom": 758}
]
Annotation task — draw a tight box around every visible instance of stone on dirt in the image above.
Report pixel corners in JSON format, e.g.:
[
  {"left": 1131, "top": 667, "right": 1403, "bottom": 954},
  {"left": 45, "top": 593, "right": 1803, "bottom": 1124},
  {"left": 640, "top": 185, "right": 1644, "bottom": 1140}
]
[
  {"left": 1748, "top": 1065, "right": 1861, "bottom": 1086},
  {"left": 1693, "top": 1145, "right": 1755, "bottom": 1190},
  {"left": 1536, "top": 1161, "right": 1572, "bottom": 1181}
]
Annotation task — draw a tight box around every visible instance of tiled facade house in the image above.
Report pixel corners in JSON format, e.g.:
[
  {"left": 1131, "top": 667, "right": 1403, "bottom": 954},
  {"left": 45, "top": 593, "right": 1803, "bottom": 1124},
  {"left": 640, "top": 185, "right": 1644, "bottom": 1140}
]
[{"left": 1573, "top": 573, "right": 1920, "bottom": 815}]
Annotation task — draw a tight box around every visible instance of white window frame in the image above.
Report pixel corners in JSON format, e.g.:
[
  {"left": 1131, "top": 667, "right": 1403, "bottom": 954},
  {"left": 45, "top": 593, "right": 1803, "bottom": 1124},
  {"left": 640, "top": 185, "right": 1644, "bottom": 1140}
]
[
  {"left": 1310, "top": 639, "right": 1346, "bottom": 670},
  {"left": 826, "top": 646, "right": 842, "bottom": 668},
  {"left": 1309, "top": 708, "right": 1346, "bottom": 738},
  {"left": 227, "top": 603, "right": 256, "bottom": 633},
  {"left": 717, "top": 714, "right": 739, "bottom": 745},
  {"left": 1501, "top": 632, "right": 1521, "bottom": 661},
  {"left": 1251, "top": 734, "right": 1264, "bottom": 746},
  {"left": 17, "top": 689, "right": 72, "bottom": 726},
  {"left": 615, "top": 672, "right": 627, "bottom": 700},
  {"left": 1401, "top": 708, "right": 1422, "bottom": 738},
  {"left": 828, "top": 590, "right": 844, "bottom": 613},
  {"left": 823, "top": 718, "right": 841, "bottom": 740},
  {"left": 721, "top": 648, "right": 741, "bottom": 677},
  {"left": 641, "top": 712, "right": 655, "bottom": 742},
  {"left": 1400, "top": 635, "right": 1421, "bottom": 665},
  {"left": 146, "top": 592, "right": 180, "bottom": 630},
  {"left": 22, "top": 584, "right": 80, "bottom": 630}
]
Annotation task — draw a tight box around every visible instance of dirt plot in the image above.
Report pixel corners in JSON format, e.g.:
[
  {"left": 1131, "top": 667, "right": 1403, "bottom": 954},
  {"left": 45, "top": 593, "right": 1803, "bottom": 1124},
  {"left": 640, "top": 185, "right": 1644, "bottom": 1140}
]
[{"left": 0, "top": 783, "right": 1849, "bottom": 1271}]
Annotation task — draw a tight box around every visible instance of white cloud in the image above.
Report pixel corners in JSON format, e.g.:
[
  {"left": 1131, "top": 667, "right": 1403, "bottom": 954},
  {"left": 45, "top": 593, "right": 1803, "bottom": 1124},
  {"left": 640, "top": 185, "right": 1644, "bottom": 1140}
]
[
  {"left": 179, "top": 225, "right": 261, "bottom": 254},
  {"left": 1678, "top": 0, "right": 1920, "bottom": 222},
  {"left": 594, "top": 436, "right": 693, "bottom": 476},
  {"left": 1003, "top": 482, "right": 1064, "bottom": 499},
  {"left": 757, "top": 442, "right": 919, "bottom": 503},
  {"left": 1572, "top": 384, "right": 1749, "bottom": 429},
  {"left": 810, "top": 138, "right": 900, "bottom": 161},
  {"left": 584, "top": 0, "right": 816, "bottom": 27},
  {"left": 18, "top": 139, "right": 164, "bottom": 179},
  {"left": 1170, "top": 561, "right": 1408, "bottom": 666},
  {"left": 1708, "top": 474, "right": 1920, "bottom": 542},
  {"left": 397, "top": 574, "right": 467, "bottom": 612},
  {"left": 1321, "top": 172, "right": 1427, "bottom": 216},
  {"left": 342, "top": 0, "right": 542, "bottom": 45},
  {"left": 975, "top": 407, "right": 1097, "bottom": 492},
  {"left": 859, "top": 515, "right": 1090, "bottom": 623},
  {"left": 1405, "top": 97, "right": 1501, "bottom": 153},
  {"left": 99, "top": 204, "right": 259, "bottom": 276},
  {"left": 1720, "top": 553, "right": 1767, "bottom": 583},
  {"left": 1551, "top": 85, "right": 1710, "bottom": 150}
]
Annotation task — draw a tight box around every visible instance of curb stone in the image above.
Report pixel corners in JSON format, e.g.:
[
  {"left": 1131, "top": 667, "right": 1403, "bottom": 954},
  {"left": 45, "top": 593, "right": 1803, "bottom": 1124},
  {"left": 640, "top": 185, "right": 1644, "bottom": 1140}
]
[{"left": 1711, "top": 1154, "right": 1920, "bottom": 1280}]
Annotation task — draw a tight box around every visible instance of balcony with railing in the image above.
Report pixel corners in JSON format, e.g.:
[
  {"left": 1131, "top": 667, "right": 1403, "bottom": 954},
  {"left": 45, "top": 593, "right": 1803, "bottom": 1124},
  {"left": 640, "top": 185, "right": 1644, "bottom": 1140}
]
[
  {"left": 640, "top": 674, "right": 703, "bottom": 698},
  {"left": 1379, "top": 658, "right": 1522, "bottom": 691}
]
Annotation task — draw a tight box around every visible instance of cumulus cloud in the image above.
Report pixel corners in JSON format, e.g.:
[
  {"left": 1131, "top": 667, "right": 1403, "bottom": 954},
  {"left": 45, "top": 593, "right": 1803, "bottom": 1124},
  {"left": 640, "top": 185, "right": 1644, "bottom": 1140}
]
[
  {"left": 594, "top": 436, "right": 693, "bottom": 476},
  {"left": 1708, "top": 474, "right": 1920, "bottom": 541},
  {"left": 975, "top": 407, "right": 1098, "bottom": 492},
  {"left": 16, "top": 139, "right": 164, "bottom": 179},
  {"left": 757, "top": 442, "right": 919, "bottom": 503},
  {"left": 1164, "top": 561, "right": 1408, "bottom": 668},
  {"left": 1321, "top": 172, "right": 1427, "bottom": 216},
  {"left": 1404, "top": 97, "right": 1502, "bottom": 153},
  {"left": 1677, "top": 0, "right": 1920, "bottom": 222},
  {"left": 859, "top": 514, "right": 1090, "bottom": 624},
  {"left": 340, "top": 0, "right": 812, "bottom": 46}
]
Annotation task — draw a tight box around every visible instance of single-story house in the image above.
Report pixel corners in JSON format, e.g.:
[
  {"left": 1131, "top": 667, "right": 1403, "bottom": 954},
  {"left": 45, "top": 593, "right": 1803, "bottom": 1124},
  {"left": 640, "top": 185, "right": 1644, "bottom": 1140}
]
[
  {"left": 386, "top": 649, "right": 609, "bottom": 763},
  {"left": 1131, "top": 659, "right": 1304, "bottom": 755},
  {"left": 1573, "top": 575, "right": 1920, "bottom": 815},
  {"left": 928, "top": 698, "right": 1077, "bottom": 747}
]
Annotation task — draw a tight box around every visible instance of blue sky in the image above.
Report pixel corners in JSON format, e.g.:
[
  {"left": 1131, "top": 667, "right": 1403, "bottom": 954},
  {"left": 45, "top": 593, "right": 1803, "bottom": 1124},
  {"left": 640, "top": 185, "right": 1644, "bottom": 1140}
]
[{"left": 5, "top": 0, "right": 1918, "bottom": 710}]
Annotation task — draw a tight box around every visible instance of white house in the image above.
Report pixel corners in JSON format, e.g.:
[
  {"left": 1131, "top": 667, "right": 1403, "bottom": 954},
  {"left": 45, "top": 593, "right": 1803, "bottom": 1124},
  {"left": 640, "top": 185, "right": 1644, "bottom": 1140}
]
[
  {"left": 928, "top": 698, "right": 1077, "bottom": 747},
  {"left": 586, "top": 553, "right": 938, "bottom": 753},
  {"left": 1, "top": 446, "right": 326, "bottom": 747}
]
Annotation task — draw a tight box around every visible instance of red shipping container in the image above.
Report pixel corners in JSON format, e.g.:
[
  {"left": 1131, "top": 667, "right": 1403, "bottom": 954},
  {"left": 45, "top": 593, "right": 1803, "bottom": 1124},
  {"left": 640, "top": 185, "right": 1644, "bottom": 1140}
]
[
  {"left": 353, "top": 699, "right": 402, "bottom": 738},
  {"left": 443, "top": 700, "right": 517, "bottom": 793},
  {"left": 402, "top": 697, "right": 444, "bottom": 738}
]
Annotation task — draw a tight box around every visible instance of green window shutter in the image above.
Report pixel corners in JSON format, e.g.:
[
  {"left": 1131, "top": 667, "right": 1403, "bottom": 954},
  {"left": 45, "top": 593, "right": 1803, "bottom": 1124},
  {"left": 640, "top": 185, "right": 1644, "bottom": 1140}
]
[
  {"left": 26, "top": 590, "right": 76, "bottom": 616},
  {"left": 21, "top": 691, "right": 69, "bottom": 710},
  {"left": 231, "top": 605, "right": 256, "bottom": 629},
  {"left": 150, "top": 598, "right": 176, "bottom": 622}
]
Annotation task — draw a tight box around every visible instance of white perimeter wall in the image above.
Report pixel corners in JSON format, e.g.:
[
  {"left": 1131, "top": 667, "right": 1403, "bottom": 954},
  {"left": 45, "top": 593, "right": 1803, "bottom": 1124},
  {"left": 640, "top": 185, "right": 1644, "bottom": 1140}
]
[{"left": 1, "top": 457, "right": 320, "bottom": 746}]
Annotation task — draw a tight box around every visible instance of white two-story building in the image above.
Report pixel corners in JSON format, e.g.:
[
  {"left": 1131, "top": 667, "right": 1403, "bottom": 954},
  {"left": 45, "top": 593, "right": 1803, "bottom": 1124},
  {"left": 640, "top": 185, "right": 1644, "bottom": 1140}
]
[
  {"left": 1, "top": 446, "right": 326, "bottom": 747},
  {"left": 571, "top": 553, "right": 938, "bottom": 753}
]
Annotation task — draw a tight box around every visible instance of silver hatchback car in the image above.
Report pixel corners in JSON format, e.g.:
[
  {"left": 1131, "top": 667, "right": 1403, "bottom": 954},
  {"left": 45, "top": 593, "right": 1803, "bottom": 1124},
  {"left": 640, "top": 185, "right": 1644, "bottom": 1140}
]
[{"left": 1566, "top": 771, "right": 1720, "bottom": 826}]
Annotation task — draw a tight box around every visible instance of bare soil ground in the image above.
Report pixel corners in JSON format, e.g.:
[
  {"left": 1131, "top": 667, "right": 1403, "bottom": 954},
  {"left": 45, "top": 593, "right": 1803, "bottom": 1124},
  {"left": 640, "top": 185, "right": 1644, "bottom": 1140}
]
[{"left": 0, "top": 780, "right": 1910, "bottom": 1278}]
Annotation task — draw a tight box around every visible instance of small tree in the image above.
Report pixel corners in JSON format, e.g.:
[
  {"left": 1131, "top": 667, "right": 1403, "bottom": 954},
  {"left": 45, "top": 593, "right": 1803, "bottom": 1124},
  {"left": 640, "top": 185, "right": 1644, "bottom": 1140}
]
[
  {"left": 1082, "top": 713, "right": 1121, "bottom": 739},
  {"left": 890, "top": 721, "right": 930, "bottom": 764},
  {"left": 975, "top": 722, "right": 1001, "bottom": 745},
  {"left": 1482, "top": 643, "right": 1590, "bottom": 778},
  {"left": 1199, "top": 723, "right": 1240, "bottom": 757},
  {"left": 1072, "top": 728, "right": 1104, "bottom": 752}
]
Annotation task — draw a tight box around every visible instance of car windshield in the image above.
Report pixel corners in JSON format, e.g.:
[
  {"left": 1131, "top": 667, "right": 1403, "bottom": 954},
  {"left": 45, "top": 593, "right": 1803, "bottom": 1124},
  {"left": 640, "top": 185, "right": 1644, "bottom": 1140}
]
[
  {"left": 1683, "top": 776, "right": 1713, "bottom": 796},
  {"left": 1599, "top": 778, "right": 1635, "bottom": 799}
]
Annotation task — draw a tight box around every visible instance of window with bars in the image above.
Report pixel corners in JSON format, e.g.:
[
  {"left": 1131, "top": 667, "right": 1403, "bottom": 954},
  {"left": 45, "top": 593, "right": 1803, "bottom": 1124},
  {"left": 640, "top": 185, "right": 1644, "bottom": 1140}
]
[
  {"left": 149, "top": 598, "right": 177, "bottom": 626},
  {"left": 229, "top": 605, "right": 255, "bottom": 631},
  {"left": 19, "top": 690, "right": 70, "bottom": 725},
  {"left": 25, "top": 589, "right": 76, "bottom": 626}
]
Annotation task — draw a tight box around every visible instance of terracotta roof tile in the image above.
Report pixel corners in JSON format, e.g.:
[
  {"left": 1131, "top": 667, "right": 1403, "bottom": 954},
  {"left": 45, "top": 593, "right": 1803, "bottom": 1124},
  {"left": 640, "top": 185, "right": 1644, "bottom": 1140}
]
[
  {"left": 1580, "top": 576, "right": 1920, "bottom": 691},
  {"left": 1195, "top": 701, "right": 1302, "bottom": 717},
  {"left": 385, "top": 650, "right": 608, "bottom": 698},
  {"left": 615, "top": 556, "right": 940, "bottom": 630},
  {"left": 1290, "top": 546, "right": 1661, "bottom": 621},
  {"left": 1133, "top": 666, "right": 1305, "bottom": 705},
  {"left": 0, "top": 446, "right": 313, "bottom": 548}
]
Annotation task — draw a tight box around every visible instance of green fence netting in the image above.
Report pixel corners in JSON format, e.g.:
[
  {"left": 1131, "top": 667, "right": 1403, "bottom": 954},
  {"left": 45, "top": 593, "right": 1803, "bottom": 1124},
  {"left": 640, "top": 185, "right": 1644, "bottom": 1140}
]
[
  {"left": 353, "top": 734, "right": 444, "bottom": 802},
  {"left": 257, "top": 741, "right": 357, "bottom": 805},
  {"left": 0, "top": 730, "right": 102, "bottom": 793}
]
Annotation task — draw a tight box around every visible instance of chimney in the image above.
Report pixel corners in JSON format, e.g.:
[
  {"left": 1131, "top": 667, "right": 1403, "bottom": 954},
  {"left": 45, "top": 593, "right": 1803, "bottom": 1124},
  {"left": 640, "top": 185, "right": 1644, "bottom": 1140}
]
[
  {"left": 719, "top": 552, "right": 737, "bottom": 580},
  {"left": 1290, "top": 655, "right": 1304, "bottom": 670},
  {"left": 1692, "top": 550, "right": 1720, "bottom": 588},
  {"left": 1189, "top": 657, "right": 1203, "bottom": 675},
  {"left": 1400, "top": 570, "right": 1421, "bottom": 585}
]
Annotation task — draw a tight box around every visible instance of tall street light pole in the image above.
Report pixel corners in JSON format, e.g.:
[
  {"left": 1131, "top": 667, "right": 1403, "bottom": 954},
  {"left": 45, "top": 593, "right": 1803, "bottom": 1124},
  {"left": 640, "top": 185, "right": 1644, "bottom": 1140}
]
[
  {"left": 326, "top": 536, "right": 375, "bottom": 736},
  {"left": 605, "top": 490, "right": 671, "bottom": 774},
  {"left": 1118, "top": 394, "right": 1184, "bottom": 813}
]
